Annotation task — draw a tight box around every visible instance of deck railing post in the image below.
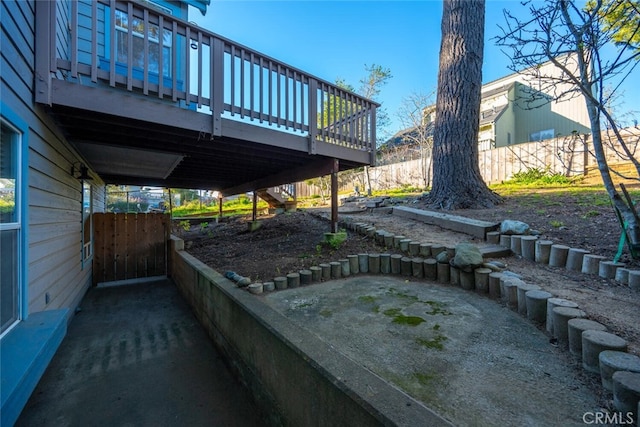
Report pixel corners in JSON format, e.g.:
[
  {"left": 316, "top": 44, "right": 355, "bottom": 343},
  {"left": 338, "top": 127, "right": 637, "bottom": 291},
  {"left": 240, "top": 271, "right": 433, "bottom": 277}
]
[
  {"left": 36, "top": 0, "right": 378, "bottom": 168},
  {"left": 369, "top": 104, "right": 377, "bottom": 166},
  {"left": 35, "top": 0, "right": 55, "bottom": 105},
  {"left": 308, "top": 78, "right": 318, "bottom": 154},
  {"left": 211, "top": 37, "right": 224, "bottom": 137}
]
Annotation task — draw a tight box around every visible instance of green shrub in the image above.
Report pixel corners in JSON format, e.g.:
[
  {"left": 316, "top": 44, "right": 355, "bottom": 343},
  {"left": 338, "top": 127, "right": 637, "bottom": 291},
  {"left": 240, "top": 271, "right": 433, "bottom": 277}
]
[
  {"left": 509, "top": 168, "right": 573, "bottom": 185},
  {"left": 324, "top": 230, "right": 347, "bottom": 250}
]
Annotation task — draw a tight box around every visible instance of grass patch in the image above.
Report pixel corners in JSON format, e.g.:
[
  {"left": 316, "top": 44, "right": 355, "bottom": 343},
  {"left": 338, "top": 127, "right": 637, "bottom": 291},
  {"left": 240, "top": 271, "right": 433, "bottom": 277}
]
[
  {"left": 582, "top": 210, "right": 601, "bottom": 218},
  {"left": 496, "top": 168, "right": 576, "bottom": 187},
  {"left": 371, "top": 185, "right": 425, "bottom": 198}
]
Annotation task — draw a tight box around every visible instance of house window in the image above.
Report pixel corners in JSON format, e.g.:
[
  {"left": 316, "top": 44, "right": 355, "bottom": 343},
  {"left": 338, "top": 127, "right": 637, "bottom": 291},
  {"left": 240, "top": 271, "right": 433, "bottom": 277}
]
[
  {"left": 82, "top": 182, "right": 93, "bottom": 266},
  {"left": 0, "top": 119, "right": 22, "bottom": 336},
  {"left": 114, "top": 2, "right": 172, "bottom": 77},
  {"left": 530, "top": 129, "right": 555, "bottom": 142}
]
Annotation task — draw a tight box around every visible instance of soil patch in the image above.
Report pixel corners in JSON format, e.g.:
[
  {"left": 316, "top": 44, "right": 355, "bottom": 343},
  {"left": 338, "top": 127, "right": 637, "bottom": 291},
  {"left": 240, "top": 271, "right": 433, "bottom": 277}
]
[{"left": 182, "top": 191, "right": 640, "bottom": 358}]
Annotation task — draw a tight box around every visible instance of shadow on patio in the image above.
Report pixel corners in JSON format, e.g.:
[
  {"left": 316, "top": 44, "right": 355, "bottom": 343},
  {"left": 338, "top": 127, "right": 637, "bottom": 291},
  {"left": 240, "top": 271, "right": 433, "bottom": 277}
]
[{"left": 16, "top": 279, "right": 268, "bottom": 427}]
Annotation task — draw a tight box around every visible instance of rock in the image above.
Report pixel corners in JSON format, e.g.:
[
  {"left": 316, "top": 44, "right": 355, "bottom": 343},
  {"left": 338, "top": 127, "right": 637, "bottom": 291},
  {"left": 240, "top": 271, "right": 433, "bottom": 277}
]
[
  {"left": 502, "top": 270, "right": 521, "bottom": 279},
  {"left": 488, "top": 260, "right": 507, "bottom": 269},
  {"left": 436, "top": 251, "right": 450, "bottom": 264},
  {"left": 530, "top": 229, "right": 542, "bottom": 236},
  {"left": 482, "top": 262, "right": 504, "bottom": 272},
  {"left": 224, "top": 271, "right": 251, "bottom": 287},
  {"left": 452, "top": 243, "right": 483, "bottom": 272},
  {"left": 500, "top": 220, "right": 530, "bottom": 235}
]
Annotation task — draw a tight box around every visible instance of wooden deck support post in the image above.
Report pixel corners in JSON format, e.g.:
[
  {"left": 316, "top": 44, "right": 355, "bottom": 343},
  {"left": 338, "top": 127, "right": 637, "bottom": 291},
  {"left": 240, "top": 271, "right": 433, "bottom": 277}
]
[
  {"left": 218, "top": 194, "right": 223, "bottom": 219},
  {"left": 252, "top": 191, "right": 258, "bottom": 222},
  {"left": 331, "top": 159, "right": 339, "bottom": 233}
]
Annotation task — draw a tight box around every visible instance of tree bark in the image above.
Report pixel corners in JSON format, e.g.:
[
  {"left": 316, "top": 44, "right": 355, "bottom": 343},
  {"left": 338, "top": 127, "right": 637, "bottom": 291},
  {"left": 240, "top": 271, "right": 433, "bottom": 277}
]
[{"left": 427, "top": 0, "right": 502, "bottom": 209}]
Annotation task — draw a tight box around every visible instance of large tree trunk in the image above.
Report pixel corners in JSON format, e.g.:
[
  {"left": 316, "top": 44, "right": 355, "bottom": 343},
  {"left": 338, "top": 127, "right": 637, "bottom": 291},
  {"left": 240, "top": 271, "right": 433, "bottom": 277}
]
[{"left": 427, "top": 0, "right": 502, "bottom": 209}]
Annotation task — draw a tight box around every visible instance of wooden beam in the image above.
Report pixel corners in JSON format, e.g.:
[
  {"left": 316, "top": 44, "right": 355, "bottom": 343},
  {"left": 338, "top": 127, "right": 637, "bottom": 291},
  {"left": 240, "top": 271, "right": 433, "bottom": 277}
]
[
  {"left": 252, "top": 191, "right": 258, "bottom": 221},
  {"left": 51, "top": 80, "right": 213, "bottom": 134},
  {"left": 331, "top": 158, "right": 339, "bottom": 234},
  {"left": 34, "top": 0, "right": 54, "bottom": 106},
  {"left": 221, "top": 157, "right": 335, "bottom": 196}
]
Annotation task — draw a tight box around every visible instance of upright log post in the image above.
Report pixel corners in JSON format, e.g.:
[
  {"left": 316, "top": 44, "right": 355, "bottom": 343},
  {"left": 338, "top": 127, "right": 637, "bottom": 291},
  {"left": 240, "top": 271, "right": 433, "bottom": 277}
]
[
  {"left": 331, "top": 159, "right": 339, "bottom": 233},
  {"left": 218, "top": 194, "right": 223, "bottom": 219},
  {"left": 252, "top": 191, "right": 258, "bottom": 222}
]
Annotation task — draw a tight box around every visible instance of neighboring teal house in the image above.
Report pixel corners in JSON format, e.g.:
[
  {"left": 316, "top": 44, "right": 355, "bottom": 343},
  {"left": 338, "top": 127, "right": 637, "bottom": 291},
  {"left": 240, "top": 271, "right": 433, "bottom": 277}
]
[{"left": 385, "top": 57, "right": 592, "bottom": 154}]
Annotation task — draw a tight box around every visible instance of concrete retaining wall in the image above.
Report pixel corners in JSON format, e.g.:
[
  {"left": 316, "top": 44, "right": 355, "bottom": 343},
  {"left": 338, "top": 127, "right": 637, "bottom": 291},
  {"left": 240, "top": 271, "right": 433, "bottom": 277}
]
[{"left": 168, "top": 236, "right": 451, "bottom": 427}]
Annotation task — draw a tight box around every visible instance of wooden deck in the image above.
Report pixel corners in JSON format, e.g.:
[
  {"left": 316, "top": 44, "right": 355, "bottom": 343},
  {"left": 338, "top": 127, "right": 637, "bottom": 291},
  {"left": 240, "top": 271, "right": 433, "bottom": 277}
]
[{"left": 35, "top": 0, "right": 377, "bottom": 194}]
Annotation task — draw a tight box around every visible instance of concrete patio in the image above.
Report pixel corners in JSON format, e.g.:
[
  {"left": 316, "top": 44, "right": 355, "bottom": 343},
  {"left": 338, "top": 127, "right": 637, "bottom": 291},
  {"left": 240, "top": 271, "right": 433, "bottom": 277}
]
[{"left": 15, "top": 279, "right": 267, "bottom": 427}]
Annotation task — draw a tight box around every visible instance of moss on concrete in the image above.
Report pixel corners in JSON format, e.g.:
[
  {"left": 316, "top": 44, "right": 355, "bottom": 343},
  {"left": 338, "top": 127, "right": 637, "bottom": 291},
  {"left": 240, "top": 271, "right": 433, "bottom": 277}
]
[
  {"left": 383, "top": 308, "right": 426, "bottom": 326},
  {"left": 416, "top": 333, "right": 447, "bottom": 350}
]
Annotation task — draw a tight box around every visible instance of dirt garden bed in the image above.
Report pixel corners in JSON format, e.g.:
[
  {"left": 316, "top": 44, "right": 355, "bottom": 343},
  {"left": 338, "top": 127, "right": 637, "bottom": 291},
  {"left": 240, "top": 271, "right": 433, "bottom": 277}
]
[
  {"left": 181, "top": 189, "right": 640, "bottom": 360},
  {"left": 178, "top": 187, "right": 640, "bottom": 423}
]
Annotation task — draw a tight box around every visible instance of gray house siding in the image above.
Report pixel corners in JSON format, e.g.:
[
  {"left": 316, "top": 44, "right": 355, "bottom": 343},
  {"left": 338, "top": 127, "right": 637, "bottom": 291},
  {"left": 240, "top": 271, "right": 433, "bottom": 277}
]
[
  {"left": 56, "top": 0, "right": 71, "bottom": 63},
  {"left": 513, "top": 81, "right": 591, "bottom": 144},
  {"left": 494, "top": 86, "right": 516, "bottom": 147},
  {"left": 2, "top": 0, "right": 104, "bottom": 319},
  {"left": 76, "top": 0, "right": 106, "bottom": 66},
  {"left": 1, "top": 1, "right": 106, "bottom": 422}
]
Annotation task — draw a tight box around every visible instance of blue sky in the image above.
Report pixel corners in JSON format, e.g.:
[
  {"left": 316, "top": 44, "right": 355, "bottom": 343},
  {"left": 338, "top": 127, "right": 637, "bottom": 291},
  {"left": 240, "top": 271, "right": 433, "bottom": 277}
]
[{"left": 189, "top": 0, "right": 639, "bottom": 136}]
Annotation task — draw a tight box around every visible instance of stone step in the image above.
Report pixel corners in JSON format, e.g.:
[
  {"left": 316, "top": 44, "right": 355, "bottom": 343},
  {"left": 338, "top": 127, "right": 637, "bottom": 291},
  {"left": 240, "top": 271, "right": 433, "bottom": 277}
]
[
  {"left": 392, "top": 206, "right": 500, "bottom": 239},
  {"left": 480, "top": 245, "right": 512, "bottom": 258}
]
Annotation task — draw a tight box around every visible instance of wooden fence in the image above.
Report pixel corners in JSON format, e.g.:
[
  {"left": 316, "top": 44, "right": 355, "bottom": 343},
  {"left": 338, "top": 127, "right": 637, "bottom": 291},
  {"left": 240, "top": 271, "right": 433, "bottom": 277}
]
[
  {"left": 93, "top": 213, "right": 170, "bottom": 285},
  {"left": 297, "top": 130, "right": 639, "bottom": 195}
]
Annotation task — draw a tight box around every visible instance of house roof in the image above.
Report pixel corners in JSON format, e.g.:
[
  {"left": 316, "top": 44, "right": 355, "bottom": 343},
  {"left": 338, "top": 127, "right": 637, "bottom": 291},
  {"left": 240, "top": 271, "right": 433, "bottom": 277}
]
[
  {"left": 481, "top": 82, "right": 516, "bottom": 100},
  {"left": 181, "top": 0, "right": 210, "bottom": 15},
  {"left": 387, "top": 80, "right": 516, "bottom": 148},
  {"left": 479, "top": 104, "right": 508, "bottom": 126},
  {"left": 381, "top": 123, "right": 434, "bottom": 151},
  {"left": 386, "top": 100, "right": 508, "bottom": 149}
]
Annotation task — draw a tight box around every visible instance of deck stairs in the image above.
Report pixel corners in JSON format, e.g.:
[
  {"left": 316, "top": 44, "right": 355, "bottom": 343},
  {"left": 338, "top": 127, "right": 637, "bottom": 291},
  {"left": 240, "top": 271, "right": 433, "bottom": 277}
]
[{"left": 257, "top": 185, "right": 296, "bottom": 210}]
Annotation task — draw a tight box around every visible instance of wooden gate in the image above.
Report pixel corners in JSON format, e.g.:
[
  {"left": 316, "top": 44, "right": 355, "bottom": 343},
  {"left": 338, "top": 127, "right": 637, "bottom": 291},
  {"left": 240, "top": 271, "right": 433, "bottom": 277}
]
[{"left": 93, "top": 213, "right": 170, "bottom": 285}]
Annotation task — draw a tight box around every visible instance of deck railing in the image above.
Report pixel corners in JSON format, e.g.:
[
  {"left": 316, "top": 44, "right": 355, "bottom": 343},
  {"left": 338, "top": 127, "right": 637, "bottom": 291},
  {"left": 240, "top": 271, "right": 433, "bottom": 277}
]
[{"left": 40, "top": 0, "right": 377, "bottom": 153}]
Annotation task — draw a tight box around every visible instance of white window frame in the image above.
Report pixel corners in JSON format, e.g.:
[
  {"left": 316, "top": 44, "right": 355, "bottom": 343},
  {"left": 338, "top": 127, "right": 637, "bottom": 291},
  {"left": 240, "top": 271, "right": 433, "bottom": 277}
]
[
  {"left": 0, "top": 117, "right": 23, "bottom": 338},
  {"left": 82, "top": 181, "right": 93, "bottom": 267},
  {"left": 114, "top": 1, "right": 173, "bottom": 77}
]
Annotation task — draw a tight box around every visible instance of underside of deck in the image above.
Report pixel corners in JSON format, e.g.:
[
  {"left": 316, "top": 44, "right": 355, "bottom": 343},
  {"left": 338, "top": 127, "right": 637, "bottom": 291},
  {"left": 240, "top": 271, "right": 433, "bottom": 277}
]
[{"left": 44, "top": 81, "right": 370, "bottom": 195}]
